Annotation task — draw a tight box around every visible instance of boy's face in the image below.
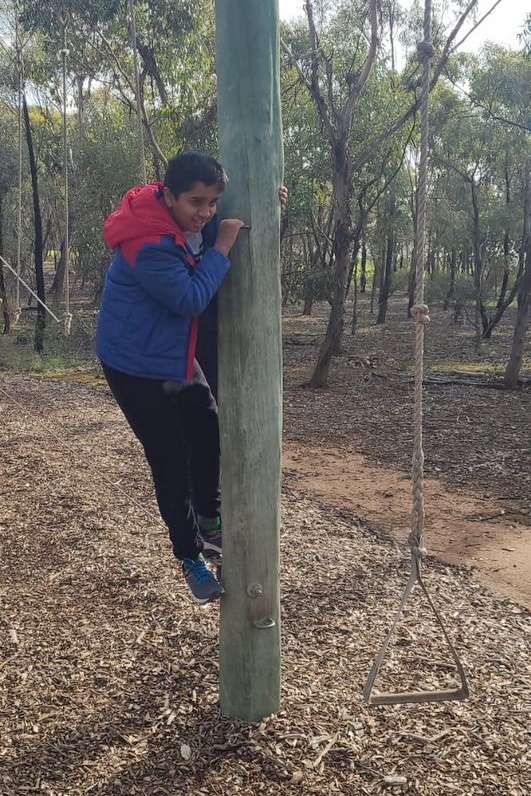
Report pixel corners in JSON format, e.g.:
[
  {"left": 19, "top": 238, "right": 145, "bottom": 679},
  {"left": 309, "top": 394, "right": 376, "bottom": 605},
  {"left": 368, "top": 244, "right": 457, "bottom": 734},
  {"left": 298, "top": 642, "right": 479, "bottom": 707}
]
[{"left": 163, "top": 181, "right": 220, "bottom": 233}]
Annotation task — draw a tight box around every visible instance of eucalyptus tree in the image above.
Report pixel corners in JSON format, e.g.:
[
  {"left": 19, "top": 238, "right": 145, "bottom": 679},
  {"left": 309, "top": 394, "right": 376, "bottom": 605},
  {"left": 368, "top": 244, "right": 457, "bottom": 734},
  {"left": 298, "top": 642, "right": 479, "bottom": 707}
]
[
  {"left": 0, "top": 113, "right": 20, "bottom": 332},
  {"left": 504, "top": 167, "right": 530, "bottom": 387},
  {"left": 13, "top": 0, "right": 219, "bottom": 324},
  {"left": 74, "top": 88, "right": 142, "bottom": 297},
  {"left": 19, "top": 0, "right": 217, "bottom": 172},
  {"left": 479, "top": 35, "right": 531, "bottom": 385},
  {"left": 280, "top": 31, "right": 334, "bottom": 311},
  {"left": 0, "top": 4, "right": 52, "bottom": 348},
  {"left": 374, "top": 163, "right": 413, "bottom": 324},
  {"left": 283, "top": 0, "right": 481, "bottom": 387},
  {"left": 467, "top": 45, "right": 531, "bottom": 339},
  {"left": 283, "top": 0, "right": 379, "bottom": 386},
  {"left": 427, "top": 45, "right": 530, "bottom": 351},
  {"left": 519, "top": 13, "right": 531, "bottom": 58}
]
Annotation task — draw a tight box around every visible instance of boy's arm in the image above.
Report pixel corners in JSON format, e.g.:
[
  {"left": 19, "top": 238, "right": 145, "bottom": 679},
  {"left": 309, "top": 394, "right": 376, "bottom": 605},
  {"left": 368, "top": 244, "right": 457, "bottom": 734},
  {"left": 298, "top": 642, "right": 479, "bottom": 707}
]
[
  {"left": 134, "top": 218, "right": 243, "bottom": 316},
  {"left": 134, "top": 245, "right": 230, "bottom": 317}
]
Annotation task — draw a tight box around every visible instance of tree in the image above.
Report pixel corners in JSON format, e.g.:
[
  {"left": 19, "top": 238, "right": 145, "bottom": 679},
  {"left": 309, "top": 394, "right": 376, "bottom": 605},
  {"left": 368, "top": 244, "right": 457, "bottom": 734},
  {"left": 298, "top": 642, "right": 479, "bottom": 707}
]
[
  {"left": 22, "top": 96, "right": 46, "bottom": 352},
  {"left": 284, "top": 0, "right": 379, "bottom": 386},
  {"left": 284, "top": 0, "right": 480, "bottom": 386},
  {"left": 0, "top": 114, "right": 19, "bottom": 333},
  {"left": 504, "top": 162, "right": 531, "bottom": 387}
]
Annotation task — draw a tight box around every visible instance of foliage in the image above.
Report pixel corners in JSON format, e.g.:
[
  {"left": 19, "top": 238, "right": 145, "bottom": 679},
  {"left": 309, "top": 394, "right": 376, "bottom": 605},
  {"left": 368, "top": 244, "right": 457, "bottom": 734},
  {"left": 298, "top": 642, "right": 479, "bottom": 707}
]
[{"left": 0, "top": 0, "right": 528, "bottom": 377}]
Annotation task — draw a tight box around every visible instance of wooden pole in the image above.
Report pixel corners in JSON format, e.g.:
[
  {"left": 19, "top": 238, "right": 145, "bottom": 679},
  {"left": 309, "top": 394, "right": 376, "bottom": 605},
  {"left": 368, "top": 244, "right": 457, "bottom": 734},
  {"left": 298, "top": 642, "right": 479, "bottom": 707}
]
[{"left": 215, "top": 0, "right": 283, "bottom": 720}]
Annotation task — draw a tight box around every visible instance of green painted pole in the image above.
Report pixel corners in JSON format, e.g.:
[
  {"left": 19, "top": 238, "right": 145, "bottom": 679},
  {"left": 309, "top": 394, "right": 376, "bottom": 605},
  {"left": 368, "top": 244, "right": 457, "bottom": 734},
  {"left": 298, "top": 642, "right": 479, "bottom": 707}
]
[{"left": 215, "top": 0, "right": 283, "bottom": 720}]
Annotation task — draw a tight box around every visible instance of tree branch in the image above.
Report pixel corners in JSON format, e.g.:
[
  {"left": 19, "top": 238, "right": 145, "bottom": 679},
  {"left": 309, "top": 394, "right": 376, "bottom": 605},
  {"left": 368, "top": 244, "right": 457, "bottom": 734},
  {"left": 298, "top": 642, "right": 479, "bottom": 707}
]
[
  {"left": 342, "top": 0, "right": 379, "bottom": 126},
  {"left": 351, "top": 0, "right": 478, "bottom": 173}
]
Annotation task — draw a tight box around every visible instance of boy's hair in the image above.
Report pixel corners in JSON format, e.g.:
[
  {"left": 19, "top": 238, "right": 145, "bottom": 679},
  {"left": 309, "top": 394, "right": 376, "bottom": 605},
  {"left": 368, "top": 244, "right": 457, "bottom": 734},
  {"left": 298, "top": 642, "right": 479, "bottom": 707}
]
[{"left": 163, "top": 151, "right": 227, "bottom": 196}]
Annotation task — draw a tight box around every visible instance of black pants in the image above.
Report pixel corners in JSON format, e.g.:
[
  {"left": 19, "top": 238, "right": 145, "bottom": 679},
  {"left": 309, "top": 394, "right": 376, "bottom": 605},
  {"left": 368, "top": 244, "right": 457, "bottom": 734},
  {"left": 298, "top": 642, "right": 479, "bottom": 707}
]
[{"left": 102, "top": 361, "right": 221, "bottom": 560}]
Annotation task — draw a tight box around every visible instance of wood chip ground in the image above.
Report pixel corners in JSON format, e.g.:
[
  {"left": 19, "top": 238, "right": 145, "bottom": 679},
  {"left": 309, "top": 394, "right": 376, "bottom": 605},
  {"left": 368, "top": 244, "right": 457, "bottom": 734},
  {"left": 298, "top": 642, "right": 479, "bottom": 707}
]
[{"left": 1, "top": 375, "right": 529, "bottom": 795}]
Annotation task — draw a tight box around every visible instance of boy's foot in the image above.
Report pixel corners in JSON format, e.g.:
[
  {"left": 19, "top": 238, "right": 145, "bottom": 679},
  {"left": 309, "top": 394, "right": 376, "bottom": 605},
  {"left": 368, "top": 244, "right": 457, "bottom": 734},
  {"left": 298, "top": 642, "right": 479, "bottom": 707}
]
[
  {"left": 182, "top": 555, "right": 223, "bottom": 605},
  {"left": 198, "top": 515, "right": 222, "bottom": 559}
]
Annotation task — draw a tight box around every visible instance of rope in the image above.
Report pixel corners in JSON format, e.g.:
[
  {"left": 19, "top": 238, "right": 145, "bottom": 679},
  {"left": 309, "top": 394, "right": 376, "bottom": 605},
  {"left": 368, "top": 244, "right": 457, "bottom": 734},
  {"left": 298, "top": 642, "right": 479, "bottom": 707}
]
[
  {"left": 128, "top": 0, "right": 147, "bottom": 184},
  {"left": 363, "top": 0, "right": 469, "bottom": 705},
  {"left": 59, "top": 9, "right": 71, "bottom": 336},
  {"left": 0, "top": 255, "right": 62, "bottom": 323},
  {"left": 14, "top": 11, "right": 23, "bottom": 324},
  {"left": 408, "top": 6, "right": 435, "bottom": 577}
]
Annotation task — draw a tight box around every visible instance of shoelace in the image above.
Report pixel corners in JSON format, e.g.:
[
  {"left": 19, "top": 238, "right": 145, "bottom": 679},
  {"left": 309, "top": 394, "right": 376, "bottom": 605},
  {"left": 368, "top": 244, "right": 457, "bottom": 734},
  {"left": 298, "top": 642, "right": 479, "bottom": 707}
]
[{"left": 183, "top": 558, "right": 212, "bottom": 582}]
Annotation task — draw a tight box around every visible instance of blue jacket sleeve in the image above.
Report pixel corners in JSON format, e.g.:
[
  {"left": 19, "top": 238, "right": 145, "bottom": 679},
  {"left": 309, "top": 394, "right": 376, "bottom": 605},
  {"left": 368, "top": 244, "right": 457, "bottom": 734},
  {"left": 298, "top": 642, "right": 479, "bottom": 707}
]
[{"left": 133, "top": 244, "right": 230, "bottom": 317}]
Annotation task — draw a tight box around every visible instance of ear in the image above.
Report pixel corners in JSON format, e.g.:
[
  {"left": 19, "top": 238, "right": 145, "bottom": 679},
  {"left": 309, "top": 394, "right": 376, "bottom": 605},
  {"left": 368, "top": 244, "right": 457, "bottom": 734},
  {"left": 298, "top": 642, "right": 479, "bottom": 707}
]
[{"left": 162, "top": 186, "right": 174, "bottom": 208}]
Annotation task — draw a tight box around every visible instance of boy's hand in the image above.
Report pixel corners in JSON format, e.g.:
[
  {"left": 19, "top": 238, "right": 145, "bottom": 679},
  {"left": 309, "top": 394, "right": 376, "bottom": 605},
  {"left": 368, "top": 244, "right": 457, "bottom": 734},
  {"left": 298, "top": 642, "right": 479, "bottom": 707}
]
[
  {"left": 278, "top": 185, "right": 288, "bottom": 208},
  {"left": 214, "top": 218, "right": 245, "bottom": 255}
]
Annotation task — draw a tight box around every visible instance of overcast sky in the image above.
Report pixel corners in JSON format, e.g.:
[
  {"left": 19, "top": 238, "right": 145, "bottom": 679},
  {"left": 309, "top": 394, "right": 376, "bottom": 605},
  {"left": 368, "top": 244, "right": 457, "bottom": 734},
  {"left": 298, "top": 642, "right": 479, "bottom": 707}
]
[{"left": 278, "top": 0, "right": 527, "bottom": 51}]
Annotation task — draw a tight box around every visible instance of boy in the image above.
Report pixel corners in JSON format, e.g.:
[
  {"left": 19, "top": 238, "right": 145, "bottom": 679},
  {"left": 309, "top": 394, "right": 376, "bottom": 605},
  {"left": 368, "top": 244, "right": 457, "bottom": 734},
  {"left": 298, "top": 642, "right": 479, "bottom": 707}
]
[{"left": 96, "top": 151, "right": 244, "bottom": 605}]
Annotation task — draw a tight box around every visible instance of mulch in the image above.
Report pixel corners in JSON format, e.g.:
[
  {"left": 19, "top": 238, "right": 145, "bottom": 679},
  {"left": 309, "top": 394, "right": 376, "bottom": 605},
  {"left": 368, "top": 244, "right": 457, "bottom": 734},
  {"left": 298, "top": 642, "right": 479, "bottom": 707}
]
[
  {"left": 0, "top": 374, "right": 529, "bottom": 795},
  {"left": 282, "top": 300, "right": 531, "bottom": 522}
]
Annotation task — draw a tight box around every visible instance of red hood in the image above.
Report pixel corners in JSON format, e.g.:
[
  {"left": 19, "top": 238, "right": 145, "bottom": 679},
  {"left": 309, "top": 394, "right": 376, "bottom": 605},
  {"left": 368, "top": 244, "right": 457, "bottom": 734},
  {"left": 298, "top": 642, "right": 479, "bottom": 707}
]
[{"left": 103, "top": 182, "right": 186, "bottom": 251}]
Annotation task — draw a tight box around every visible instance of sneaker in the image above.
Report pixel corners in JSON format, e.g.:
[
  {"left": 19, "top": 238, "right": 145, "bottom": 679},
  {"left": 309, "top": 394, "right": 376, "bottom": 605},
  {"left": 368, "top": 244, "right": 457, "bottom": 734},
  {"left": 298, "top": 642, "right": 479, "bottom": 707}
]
[
  {"left": 182, "top": 555, "right": 223, "bottom": 605},
  {"left": 198, "top": 515, "right": 222, "bottom": 559}
]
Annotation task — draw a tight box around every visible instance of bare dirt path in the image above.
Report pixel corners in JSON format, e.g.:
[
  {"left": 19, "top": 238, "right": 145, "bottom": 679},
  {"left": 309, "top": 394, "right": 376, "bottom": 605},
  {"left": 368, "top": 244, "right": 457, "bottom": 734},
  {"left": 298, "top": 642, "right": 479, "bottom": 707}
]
[
  {"left": 281, "top": 300, "right": 530, "bottom": 613},
  {"left": 283, "top": 440, "right": 530, "bottom": 610}
]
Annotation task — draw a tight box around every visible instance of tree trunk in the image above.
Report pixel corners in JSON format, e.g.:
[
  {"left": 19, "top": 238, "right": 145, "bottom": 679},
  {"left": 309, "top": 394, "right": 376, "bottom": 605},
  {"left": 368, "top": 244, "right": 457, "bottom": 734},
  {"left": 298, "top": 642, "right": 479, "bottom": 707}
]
[
  {"left": 482, "top": 232, "right": 522, "bottom": 339},
  {"left": 350, "top": 259, "right": 358, "bottom": 335},
  {"left": 360, "top": 238, "right": 367, "bottom": 292},
  {"left": 23, "top": 94, "right": 45, "bottom": 353},
  {"left": 345, "top": 213, "right": 364, "bottom": 296},
  {"left": 495, "top": 231, "right": 510, "bottom": 311},
  {"left": 504, "top": 252, "right": 530, "bottom": 387},
  {"left": 504, "top": 165, "right": 531, "bottom": 387},
  {"left": 0, "top": 190, "right": 11, "bottom": 334},
  {"left": 51, "top": 236, "right": 66, "bottom": 296},
  {"left": 496, "top": 153, "right": 512, "bottom": 312},
  {"left": 370, "top": 251, "right": 380, "bottom": 315},
  {"left": 0, "top": 265, "right": 10, "bottom": 335},
  {"left": 377, "top": 227, "right": 394, "bottom": 325},
  {"left": 216, "top": 0, "right": 283, "bottom": 721},
  {"left": 307, "top": 214, "right": 351, "bottom": 387},
  {"left": 470, "top": 179, "right": 488, "bottom": 344},
  {"left": 443, "top": 249, "right": 457, "bottom": 310}
]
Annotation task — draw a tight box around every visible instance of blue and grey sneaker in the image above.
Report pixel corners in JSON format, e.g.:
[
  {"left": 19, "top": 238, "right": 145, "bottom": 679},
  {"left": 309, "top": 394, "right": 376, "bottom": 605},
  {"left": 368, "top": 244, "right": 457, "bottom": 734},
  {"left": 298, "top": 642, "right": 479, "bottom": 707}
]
[
  {"left": 182, "top": 555, "right": 223, "bottom": 605},
  {"left": 198, "top": 515, "right": 222, "bottom": 559}
]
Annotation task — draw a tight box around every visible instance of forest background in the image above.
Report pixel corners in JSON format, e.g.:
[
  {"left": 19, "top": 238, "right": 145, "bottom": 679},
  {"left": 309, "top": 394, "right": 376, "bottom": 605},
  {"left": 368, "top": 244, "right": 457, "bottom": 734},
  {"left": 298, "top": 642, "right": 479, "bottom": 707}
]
[
  {"left": 0, "top": 0, "right": 529, "bottom": 388},
  {"left": 0, "top": 0, "right": 528, "bottom": 388}
]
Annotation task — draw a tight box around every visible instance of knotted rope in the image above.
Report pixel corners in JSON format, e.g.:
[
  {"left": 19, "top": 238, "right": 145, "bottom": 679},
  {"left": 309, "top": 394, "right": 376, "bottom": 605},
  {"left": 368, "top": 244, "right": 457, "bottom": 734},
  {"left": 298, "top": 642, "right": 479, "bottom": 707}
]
[
  {"left": 128, "top": 0, "right": 147, "bottom": 184},
  {"left": 14, "top": 10, "right": 24, "bottom": 324},
  {"left": 363, "top": 0, "right": 469, "bottom": 705},
  {"left": 59, "top": 9, "right": 71, "bottom": 336},
  {"left": 408, "top": 18, "right": 435, "bottom": 577}
]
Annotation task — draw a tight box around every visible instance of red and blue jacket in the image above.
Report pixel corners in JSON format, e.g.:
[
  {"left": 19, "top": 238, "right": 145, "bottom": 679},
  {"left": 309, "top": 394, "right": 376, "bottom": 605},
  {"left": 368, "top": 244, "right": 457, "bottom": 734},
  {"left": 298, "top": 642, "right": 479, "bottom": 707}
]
[{"left": 95, "top": 183, "right": 229, "bottom": 381}]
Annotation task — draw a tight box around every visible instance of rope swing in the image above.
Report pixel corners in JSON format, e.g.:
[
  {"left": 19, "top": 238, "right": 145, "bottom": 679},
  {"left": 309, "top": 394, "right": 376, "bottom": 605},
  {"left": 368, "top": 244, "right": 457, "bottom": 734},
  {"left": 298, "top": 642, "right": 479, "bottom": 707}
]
[
  {"left": 363, "top": 0, "right": 469, "bottom": 706},
  {"left": 128, "top": 0, "right": 147, "bottom": 184},
  {"left": 13, "top": 11, "right": 24, "bottom": 327},
  {"left": 59, "top": 9, "right": 72, "bottom": 336},
  {"left": 9, "top": 10, "right": 73, "bottom": 336}
]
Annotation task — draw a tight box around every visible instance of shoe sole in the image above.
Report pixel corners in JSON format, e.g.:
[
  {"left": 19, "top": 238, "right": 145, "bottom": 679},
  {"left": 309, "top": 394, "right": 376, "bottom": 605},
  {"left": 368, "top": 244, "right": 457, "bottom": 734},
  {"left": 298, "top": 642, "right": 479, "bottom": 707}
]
[
  {"left": 190, "top": 587, "right": 224, "bottom": 606},
  {"left": 202, "top": 544, "right": 222, "bottom": 559}
]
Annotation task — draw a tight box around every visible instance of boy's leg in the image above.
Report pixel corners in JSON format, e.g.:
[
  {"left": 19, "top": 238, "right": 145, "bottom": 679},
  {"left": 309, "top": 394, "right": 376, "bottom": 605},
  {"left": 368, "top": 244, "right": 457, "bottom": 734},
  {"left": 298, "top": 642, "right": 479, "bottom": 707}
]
[
  {"left": 101, "top": 363, "right": 203, "bottom": 561},
  {"left": 177, "top": 361, "right": 221, "bottom": 520},
  {"left": 176, "top": 361, "right": 222, "bottom": 557}
]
